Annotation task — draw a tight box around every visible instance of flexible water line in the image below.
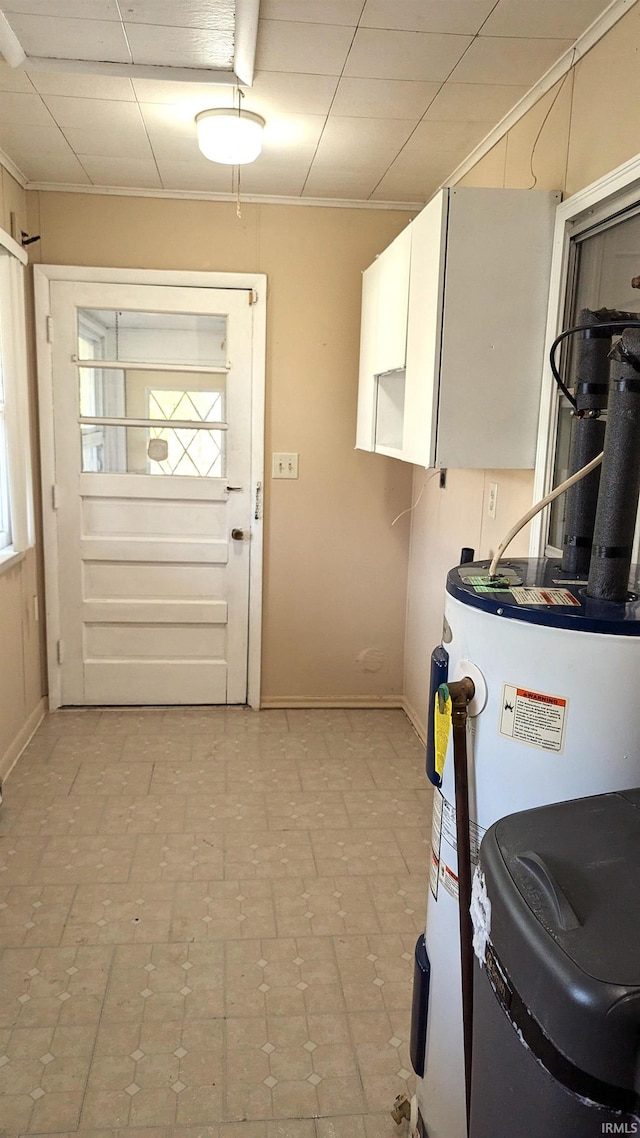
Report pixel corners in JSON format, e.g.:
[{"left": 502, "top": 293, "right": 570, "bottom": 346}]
[{"left": 488, "top": 451, "right": 604, "bottom": 578}]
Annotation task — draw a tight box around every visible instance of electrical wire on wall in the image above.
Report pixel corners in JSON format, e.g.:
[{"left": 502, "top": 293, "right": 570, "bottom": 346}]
[
  {"left": 527, "top": 47, "right": 577, "bottom": 190},
  {"left": 234, "top": 86, "right": 244, "bottom": 219},
  {"left": 391, "top": 470, "right": 440, "bottom": 526}
]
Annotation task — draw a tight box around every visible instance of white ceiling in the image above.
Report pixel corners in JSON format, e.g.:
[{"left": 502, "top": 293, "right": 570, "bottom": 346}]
[{"left": 0, "top": 0, "right": 617, "bottom": 205}]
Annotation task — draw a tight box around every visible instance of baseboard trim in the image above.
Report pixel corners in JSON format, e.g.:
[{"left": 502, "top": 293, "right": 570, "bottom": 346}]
[
  {"left": 0, "top": 697, "right": 48, "bottom": 785},
  {"left": 402, "top": 696, "right": 427, "bottom": 746},
  {"left": 260, "top": 695, "right": 404, "bottom": 710}
]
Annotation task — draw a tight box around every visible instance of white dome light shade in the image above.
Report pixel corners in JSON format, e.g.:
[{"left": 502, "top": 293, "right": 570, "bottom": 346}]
[{"left": 196, "top": 108, "right": 265, "bottom": 165}]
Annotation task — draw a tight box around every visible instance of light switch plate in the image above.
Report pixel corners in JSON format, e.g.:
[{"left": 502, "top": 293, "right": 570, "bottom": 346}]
[{"left": 272, "top": 452, "right": 299, "bottom": 479}]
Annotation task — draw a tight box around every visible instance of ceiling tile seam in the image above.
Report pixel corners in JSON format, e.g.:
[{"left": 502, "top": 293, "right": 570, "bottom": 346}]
[
  {"left": 114, "top": 0, "right": 134, "bottom": 66},
  {"left": 133, "top": 93, "right": 163, "bottom": 190},
  {"left": 363, "top": 0, "right": 552, "bottom": 203},
  {"left": 365, "top": 22, "right": 493, "bottom": 202},
  {"left": 299, "top": 0, "right": 374, "bottom": 199},
  {"left": 39, "top": 107, "right": 95, "bottom": 188}
]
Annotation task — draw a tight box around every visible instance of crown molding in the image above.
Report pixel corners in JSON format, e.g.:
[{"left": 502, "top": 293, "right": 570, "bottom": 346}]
[{"left": 25, "top": 182, "right": 421, "bottom": 211}]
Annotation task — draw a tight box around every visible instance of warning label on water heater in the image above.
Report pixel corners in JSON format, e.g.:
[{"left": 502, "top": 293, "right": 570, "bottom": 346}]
[{"left": 499, "top": 684, "right": 567, "bottom": 753}]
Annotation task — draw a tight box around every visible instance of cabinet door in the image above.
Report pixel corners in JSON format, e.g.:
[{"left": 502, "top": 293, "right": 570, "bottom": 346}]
[
  {"left": 355, "top": 225, "right": 411, "bottom": 453},
  {"left": 403, "top": 190, "right": 448, "bottom": 467},
  {"left": 373, "top": 224, "right": 411, "bottom": 375}
]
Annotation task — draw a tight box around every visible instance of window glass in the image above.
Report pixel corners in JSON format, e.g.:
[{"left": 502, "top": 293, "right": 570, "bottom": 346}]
[
  {"left": 0, "top": 350, "right": 10, "bottom": 550},
  {"left": 548, "top": 207, "right": 640, "bottom": 550},
  {"left": 77, "top": 309, "right": 227, "bottom": 367}
]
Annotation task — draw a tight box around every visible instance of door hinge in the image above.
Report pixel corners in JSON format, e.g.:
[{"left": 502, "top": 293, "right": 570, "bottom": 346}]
[
  {"left": 248, "top": 289, "right": 258, "bottom": 306},
  {"left": 51, "top": 484, "right": 59, "bottom": 509},
  {"left": 46, "top": 315, "right": 53, "bottom": 343},
  {"left": 56, "top": 639, "right": 64, "bottom": 664}
]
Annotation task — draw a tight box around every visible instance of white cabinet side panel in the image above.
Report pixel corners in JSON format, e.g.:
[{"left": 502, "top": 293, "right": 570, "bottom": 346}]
[
  {"left": 355, "top": 261, "right": 379, "bottom": 452},
  {"left": 437, "top": 188, "right": 558, "bottom": 469},
  {"left": 403, "top": 190, "right": 448, "bottom": 467}
]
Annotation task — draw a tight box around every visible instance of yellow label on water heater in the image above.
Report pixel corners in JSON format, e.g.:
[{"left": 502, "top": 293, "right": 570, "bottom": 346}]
[{"left": 434, "top": 685, "right": 452, "bottom": 780}]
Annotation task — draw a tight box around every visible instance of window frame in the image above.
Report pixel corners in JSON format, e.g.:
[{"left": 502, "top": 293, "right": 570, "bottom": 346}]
[
  {"left": 0, "top": 230, "right": 32, "bottom": 569},
  {"left": 531, "top": 153, "right": 640, "bottom": 557}
]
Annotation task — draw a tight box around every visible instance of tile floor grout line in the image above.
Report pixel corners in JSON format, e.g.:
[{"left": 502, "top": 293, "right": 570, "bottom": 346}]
[{"left": 0, "top": 708, "right": 427, "bottom": 1135}]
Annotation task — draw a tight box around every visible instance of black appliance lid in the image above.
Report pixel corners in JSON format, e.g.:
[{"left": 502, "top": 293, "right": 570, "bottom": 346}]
[{"left": 480, "top": 790, "right": 640, "bottom": 1092}]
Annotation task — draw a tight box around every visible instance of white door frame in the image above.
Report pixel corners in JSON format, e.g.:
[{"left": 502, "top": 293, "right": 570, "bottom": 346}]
[
  {"left": 530, "top": 150, "right": 640, "bottom": 555},
  {"left": 34, "top": 264, "right": 266, "bottom": 710}
]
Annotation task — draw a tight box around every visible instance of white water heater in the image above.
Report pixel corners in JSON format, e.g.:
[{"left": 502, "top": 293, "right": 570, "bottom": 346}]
[{"left": 413, "top": 557, "right": 640, "bottom": 1138}]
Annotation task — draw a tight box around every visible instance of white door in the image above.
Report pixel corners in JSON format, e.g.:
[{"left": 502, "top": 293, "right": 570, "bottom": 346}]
[{"left": 48, "top": 280, "right": 255, "bottom": 706}]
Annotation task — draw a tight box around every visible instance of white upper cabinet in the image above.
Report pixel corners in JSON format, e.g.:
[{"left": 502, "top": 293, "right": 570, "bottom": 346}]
[
  {"left": 355, "top": 224, "right": 411, "bottom": 452},
  {"left": 356, "top": 187, "right": 559, "bottom": 468}
]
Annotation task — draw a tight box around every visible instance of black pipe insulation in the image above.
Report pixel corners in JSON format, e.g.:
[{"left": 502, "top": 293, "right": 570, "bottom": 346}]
[
  {"left": 562, "top": 309, "right": 610, "bottom": 575},
  {"left": 587, "top": 326, "right": 640, "bottom": 602}
]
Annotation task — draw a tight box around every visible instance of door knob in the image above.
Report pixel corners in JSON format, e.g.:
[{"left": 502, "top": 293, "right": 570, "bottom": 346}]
[{"left": 231, "top": 528, "right": 244, "bottom": 541}]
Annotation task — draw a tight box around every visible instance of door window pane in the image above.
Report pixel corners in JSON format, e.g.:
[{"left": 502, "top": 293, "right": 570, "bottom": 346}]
[
  {"left": 77, "top": 308, "right": 227, "bottom": 367},
  {"left": 80, "top": 424, "right": 226, "bottom": 476}
]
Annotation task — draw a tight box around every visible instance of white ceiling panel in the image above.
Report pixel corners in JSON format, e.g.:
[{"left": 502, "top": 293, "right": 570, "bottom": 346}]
[
  {"left": 47, "top": 101, "right": 153, "bottom": 159},
  {"left": 302, "top": 168, "right": 386, "bottom": 200},
  {"left": 259, "top": 0, "right": 363, "bottom": 25},
  {"left": 0, "top": 61, "right": 33, "bottom": 90},
  {"left": 131, "top": 78, "right": 231, "bottom": 104},
  {"left": 314, "top": 116, "right": 417, "bottom": 162},
  {"left": 80, "top": 155, "right": 162, "bottom": 188},
  {"left": 28, "top": 71, "right": 135, "bottom": 100},
  {"left": 371, "top": 167, "right": 443, "bottom": 201},
  {"left": 0, "top": 91, "right": 54, "bottom": 125},
  {"left": 3, "top": 1, "right": 119, "bottom": 18},
  {"left": 15, "top": 150, "right": 91, "bottom": 183},
  {"left": 247, "top": 72, "right": 339, "bottom": 117},
  {"left": 344, "top": 29, "right": 473, "bottom": 82},
  {"left": 235, "top": 159, "right": 311, "bottom": 196},
  {"left": 138, "top": 102, "right": 203, "bottom": 162},
  {"left": 125, "top": 23, "right": 234, "bottom": 69},
  {"left": 255, "top": 19, "right": 354, "bottom": 75},
  {"left": 63, "top": 126, "right": 153, "bottom": 160},
  {"left": 425, "top": 82, "right": 529, "bottom": 122},
  {"left": 0, "top": 119, "right": 75, "bottom": 156},
  {"left": 261, "top": 113, "right": 326, "bottom": 154},
  {"left": 481, "top": 0, "right": 610, "bottom": 40},
  {"left": 361, "top": 0, "right": 497, "bottom": 35},
  {"left": 124, "top": 0, "right": 235, "bottom": 31},
  {"left": 41, "top": 95, "right": 144, "bottom": 133},
  {"left": 332, "top": 78, "right": 441, "bottom": 121},
  {"left": 451, "top": 35, "right": 573, "bottom": 85},
  {"left": 407, "top": 118, "right": 495, "bottom": 156},
  {"left": 157, "top": 158, "right": 233, "bottom": 192},
  {"left": 4, "top": 14, "right": 130, "bottom": 61}
]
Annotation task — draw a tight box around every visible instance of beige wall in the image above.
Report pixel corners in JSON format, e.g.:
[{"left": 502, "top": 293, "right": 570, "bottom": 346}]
[
  {"left": 404, "top": 0, "right": 640, "bottom": 737},
  {"left": 0, "top": 169, "right": 45, "bottom": 772},
  {"left": 28, "top": 193, "right": 415, "bottom": 704}
]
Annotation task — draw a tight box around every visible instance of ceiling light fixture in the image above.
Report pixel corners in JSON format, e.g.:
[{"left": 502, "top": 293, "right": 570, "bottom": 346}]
[{"left": 196, "top": 108, "right": 265, "bottom": 166}]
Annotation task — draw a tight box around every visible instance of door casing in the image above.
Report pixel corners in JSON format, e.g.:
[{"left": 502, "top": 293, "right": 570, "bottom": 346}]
[{"left": 34, "top": 265, "right": 266, "bottom": 710}]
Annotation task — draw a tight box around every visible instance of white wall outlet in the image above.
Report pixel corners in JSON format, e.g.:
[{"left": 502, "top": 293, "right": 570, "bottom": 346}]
[
  {"left": 272, "top": 452, "right": 299, "bottom": 479},
  {"left": 488, "top": 481, "right": 498, "bottom": 519}
]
